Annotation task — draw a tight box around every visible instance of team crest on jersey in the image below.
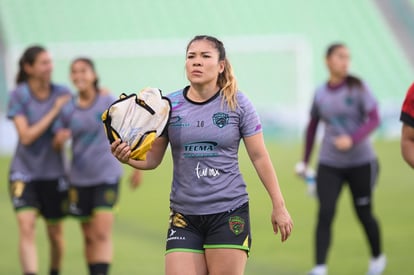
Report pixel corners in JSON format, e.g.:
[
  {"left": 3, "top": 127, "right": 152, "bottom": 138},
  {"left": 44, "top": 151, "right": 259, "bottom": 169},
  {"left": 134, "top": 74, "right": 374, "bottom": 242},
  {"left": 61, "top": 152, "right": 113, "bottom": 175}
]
[
  {"left": 345, "top": 96, "right": 354, "bottom": 106},
  {"left": 212, "top": 112, "right": 229, "bottom": 128},
  {"left": 10, "top": 180, "right": 25, "bottom": 198},
  {"left": 229, "top": 216, "right": 245, "bottom": 235}
]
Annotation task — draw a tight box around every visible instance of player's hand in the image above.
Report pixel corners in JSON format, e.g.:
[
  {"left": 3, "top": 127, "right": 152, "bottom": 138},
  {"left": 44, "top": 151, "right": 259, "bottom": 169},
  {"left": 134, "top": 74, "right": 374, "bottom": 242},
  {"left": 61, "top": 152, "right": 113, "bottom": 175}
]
[
  {"left": 54, "top": 94, "right": 72, "bottom": 110},
  {"left": 53, "top": 129, "right": 72, "bottom": 151},
  {"left": 129, "top": 169, "right": 142, "bottom": 190},
  {"left": 111, "top": 139, "right": 131, "bottom": 164},
  {"left": 271, "top": 206, "right": 293, "bottom": 242},
  {"left": 294, "top": 161, "right": 307, "bottom": 177},
  {"left": 333, "top": 134, "right": 353, "bottom": 151},
  {"left": 55, "top": 129, "right": 72, "bottom": 143}
]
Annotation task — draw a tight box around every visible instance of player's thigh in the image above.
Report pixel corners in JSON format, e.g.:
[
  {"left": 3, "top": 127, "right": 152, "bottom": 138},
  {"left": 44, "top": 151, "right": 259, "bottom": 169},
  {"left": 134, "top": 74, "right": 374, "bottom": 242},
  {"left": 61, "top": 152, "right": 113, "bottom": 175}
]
[
  {"left": 347, "top": 160, "right": 378, "bottom": 199},
  {"left": 38, "top": 179, "right": 68, "bottom": 223},
  {"left": 165, "top": 251, "right": 207, "bottom": 275},
  {"left": 89, "top": 211, "right": 114, "bottom": 238},
  {"left": 16, "top": 210, "right": 37, "bottom": 235},
  {"left": 45, "top": 221, "right": 64, "bottom": 238},
  {"left": 205, "top": 248, "right": 247, "bottom": 275},
  {"left": 317, "top": 164, "right": 344, "bottom": 208}
]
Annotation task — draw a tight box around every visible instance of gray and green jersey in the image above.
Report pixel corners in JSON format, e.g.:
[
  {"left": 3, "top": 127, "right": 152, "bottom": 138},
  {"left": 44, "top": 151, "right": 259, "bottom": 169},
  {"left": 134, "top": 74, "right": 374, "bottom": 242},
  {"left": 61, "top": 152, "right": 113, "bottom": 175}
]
[
  {"left": 54, "top": 94, "right": 122, "bottom": 186},
  {"left": 7, "top": 83, "right": 72, "bottom": 181},
  {"left": 166, "top": 87, "right": 262, "bottom": 215},
  {"left": 311, "top": 82, "right": 378, "bottom": 167}
]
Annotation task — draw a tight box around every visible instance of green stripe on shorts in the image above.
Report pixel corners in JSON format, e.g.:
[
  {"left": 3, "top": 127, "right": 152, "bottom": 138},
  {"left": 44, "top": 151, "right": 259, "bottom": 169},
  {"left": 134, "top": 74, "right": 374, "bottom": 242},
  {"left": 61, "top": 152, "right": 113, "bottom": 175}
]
[
  {"left": 15, "top": 206, "right": 38, "bottom": 213},
  {"left": 165, "top": 248, "right": 205, "bottom": 255},
  {"left": 203, "top": 244, "right": 250, "bottom": 251},
  {"left": 94, "top": 206, "right": 114, "bottom": 213},
  {"left": 71, "top": 215, "right": 92, "bottom": 223}
]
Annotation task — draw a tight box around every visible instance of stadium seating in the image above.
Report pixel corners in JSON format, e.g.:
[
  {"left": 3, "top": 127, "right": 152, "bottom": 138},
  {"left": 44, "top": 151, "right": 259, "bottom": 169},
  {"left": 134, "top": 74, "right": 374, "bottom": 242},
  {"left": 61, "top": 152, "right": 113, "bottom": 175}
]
[{"left": 0, "top": 0, "right": 412, "bottom": 138}]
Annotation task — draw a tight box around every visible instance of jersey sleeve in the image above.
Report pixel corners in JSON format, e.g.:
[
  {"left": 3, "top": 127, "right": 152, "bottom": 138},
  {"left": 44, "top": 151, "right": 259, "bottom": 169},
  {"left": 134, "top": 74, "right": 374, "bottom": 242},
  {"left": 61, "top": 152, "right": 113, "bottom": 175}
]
[
  {"left": 51, "top": 100, "right": 74, "bottom": 133},
  {"left": 103, "top": 93, "right": 117, "bottom": 106},
  {"left": 358, "top": 82, "right": 378, "bottom": 113},
  {"left": 310, "top": 95, "right": 319, "bottom": 119},
  {"left": 6, "top": 87, "right": 29, "bottom": 119},
  {"left": 400, "top": 82, "right": 414, "bottom": 127},
  {"left": 238, "top": 92, "right": 262, "bottom": 137}
]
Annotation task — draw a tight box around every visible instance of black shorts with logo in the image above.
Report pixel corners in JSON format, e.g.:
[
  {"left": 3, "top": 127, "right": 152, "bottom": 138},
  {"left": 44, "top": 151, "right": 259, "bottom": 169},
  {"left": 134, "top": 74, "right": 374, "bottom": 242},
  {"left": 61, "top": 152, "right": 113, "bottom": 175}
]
[
  {"left": 9, "top": 177, "right": 69, "bottom": 223},
  {"left": 165, "top": 202, "right": 251, "bottom": 254},
  {"left": 68, "top": 183, "right": 119, "bottom": 221}
]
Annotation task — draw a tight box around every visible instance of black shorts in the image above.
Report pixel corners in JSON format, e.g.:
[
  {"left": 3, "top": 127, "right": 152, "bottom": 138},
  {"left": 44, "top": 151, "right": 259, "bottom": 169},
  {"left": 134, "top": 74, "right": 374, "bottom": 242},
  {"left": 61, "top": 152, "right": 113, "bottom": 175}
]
[
  {"left": 165, "top": 202, "right": 251, "bottom": 254},
  {"left": 68, "top": 183, "right": 119, "bottom": 221},
  {"left": 9, "top": 177, "right": 69, "bottom": 223}
]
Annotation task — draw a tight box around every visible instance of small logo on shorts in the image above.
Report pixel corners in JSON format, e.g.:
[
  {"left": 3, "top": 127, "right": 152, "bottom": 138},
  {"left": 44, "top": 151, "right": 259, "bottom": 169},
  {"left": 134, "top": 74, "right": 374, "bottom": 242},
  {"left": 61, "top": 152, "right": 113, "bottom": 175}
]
[
  {"left": 69, "top": 203, "right": 82, "bottom": 215},
  {"left": 166, "top": 228, "right": 186, "bottom": 241},
  {"left": 172, "top": 213, "right": 188, "bottom": 228},
  {"left": 104, "top": 189, "right": 116, "bottom": 204},
  {"left": 169, "top": 229, "right": 177, "bottom": 237},
  {"left": 10, "top": 180, "right": 25, "bottom": 198},
  {"left": 61, "top": 198, "right": 69, "bottom": 213},
  {"left": 229, "top": 216, "right": 245, "bottom": 235},
  {"left": 69, "top": 188, "right": 78, "bottom": 203}
]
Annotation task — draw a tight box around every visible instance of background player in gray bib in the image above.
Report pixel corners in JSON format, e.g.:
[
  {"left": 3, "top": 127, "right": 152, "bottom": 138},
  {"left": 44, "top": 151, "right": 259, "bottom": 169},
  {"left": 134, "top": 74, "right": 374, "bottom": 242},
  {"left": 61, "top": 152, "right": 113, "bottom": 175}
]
[
  {"left": 299, "top": 43, "right": 386, "bottom": 275},
  {"left": 53, "top": 58, "right": 141, "bottom": 275},
  {"left": 7, "top": 45, "right": 71, "bottom": 275}
]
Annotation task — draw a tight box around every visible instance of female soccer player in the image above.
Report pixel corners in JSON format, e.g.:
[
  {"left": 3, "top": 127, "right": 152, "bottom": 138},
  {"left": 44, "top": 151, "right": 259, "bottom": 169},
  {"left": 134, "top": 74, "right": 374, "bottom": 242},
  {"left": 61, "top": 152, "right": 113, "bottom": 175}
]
[
  {"left": 7, "top": 46, "right": 71, "bottom": 275},
  {"left": 111, "top": 35, "right": 293, "bottom": 275},
  {"left": 53, "top": 57, "right": 142, "bottom": 275},
  {"left": 400, "top": 82, "right": 414, "bottom": 168},
  {"left": 297, "top": 43, "right": 386, "bottom": 275}
]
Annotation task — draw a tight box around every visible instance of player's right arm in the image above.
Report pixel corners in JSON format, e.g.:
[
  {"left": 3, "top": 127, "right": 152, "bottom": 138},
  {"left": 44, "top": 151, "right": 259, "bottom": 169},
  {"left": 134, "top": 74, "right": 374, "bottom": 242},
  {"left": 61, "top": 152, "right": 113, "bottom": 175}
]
[
  {"left": 296, "top": 92, "right": 320, "bottom": 176},
  {"left": 111, "top": 136, "right": 168, "bottom": 170},
  {"left": 14, "top": 94, "right": 71, "bottom": 146},
  {"left": 400, "top": 83, "right": 414, "bottom": 168},
  {"left": 52, "top": 129, "right": 72, "bottom": 151},
  {"left": 401, "top": 124, "right": 414, "bottom": 169},
  {"left": 295, "top": 116, "right": 319, "bottom": 177}
]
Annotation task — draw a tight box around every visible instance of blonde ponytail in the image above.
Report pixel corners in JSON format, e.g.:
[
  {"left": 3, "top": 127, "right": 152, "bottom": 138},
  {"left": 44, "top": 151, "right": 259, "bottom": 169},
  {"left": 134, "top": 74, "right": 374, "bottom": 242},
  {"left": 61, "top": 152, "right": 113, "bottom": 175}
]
[{"left": 218, "top": 58, "right": 238, "bottom": 111}]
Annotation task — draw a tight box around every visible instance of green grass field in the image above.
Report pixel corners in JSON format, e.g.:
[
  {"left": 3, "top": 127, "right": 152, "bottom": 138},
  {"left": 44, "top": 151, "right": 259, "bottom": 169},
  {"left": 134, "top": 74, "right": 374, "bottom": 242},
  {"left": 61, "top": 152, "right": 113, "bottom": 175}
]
[{"left": 0, "top": 139, "right": 413, "bottom": 274}]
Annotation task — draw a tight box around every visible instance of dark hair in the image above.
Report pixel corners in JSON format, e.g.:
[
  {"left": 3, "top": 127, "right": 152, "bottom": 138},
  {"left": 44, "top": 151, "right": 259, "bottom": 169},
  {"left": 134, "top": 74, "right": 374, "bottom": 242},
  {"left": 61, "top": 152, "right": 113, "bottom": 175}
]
[
  {"left": 16, "top": 45, "right": 46, "bottom": 84},
  {"left": 71, "top": 57, "right": 99, "bottom": 92},
  {"left": 326, "top": 43, "right": 363, "bottom": 90},
  {"left": 186, "top": 35, "right": 238, "bottom": 110}
]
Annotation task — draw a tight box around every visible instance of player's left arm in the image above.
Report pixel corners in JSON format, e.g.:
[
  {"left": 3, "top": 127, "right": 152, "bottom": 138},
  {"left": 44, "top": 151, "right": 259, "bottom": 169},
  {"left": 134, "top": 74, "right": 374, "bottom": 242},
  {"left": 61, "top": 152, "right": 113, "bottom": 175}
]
[
  {"left": 243, "top": 132, "right": 293, "bottom": 242},
  {"left": 129, "top": 169, "right": 143, "bottom": 190},
  {"left": 401, "top": 124, "right": 414, "bottom": 169}
]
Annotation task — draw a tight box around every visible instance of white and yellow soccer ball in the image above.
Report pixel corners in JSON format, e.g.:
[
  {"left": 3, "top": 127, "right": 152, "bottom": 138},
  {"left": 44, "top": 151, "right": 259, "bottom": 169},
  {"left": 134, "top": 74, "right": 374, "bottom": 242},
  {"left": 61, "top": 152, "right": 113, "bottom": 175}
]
[{"left": 102, "top": 87, "right": 171, "bottom": 160}]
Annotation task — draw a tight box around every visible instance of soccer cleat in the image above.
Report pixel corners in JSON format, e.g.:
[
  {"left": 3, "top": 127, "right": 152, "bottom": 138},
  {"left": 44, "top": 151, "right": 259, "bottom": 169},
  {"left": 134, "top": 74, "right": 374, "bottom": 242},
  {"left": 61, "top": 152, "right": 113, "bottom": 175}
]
[
  {"left": 367, "top": 254, "right": 386, "bottom": 275},
  {"left": 308, "top": 265, "right": 327, "bottom": 275}
]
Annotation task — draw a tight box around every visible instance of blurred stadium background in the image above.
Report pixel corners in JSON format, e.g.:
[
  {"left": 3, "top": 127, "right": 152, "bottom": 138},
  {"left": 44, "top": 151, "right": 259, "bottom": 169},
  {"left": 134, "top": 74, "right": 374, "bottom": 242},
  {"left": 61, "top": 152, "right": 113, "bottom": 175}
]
[
  {"left": 0, "top": 0, "right": 413, "bottom": 274},
  {"left": 0, "top": 0, "right": 413, "bottom": 153}
]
